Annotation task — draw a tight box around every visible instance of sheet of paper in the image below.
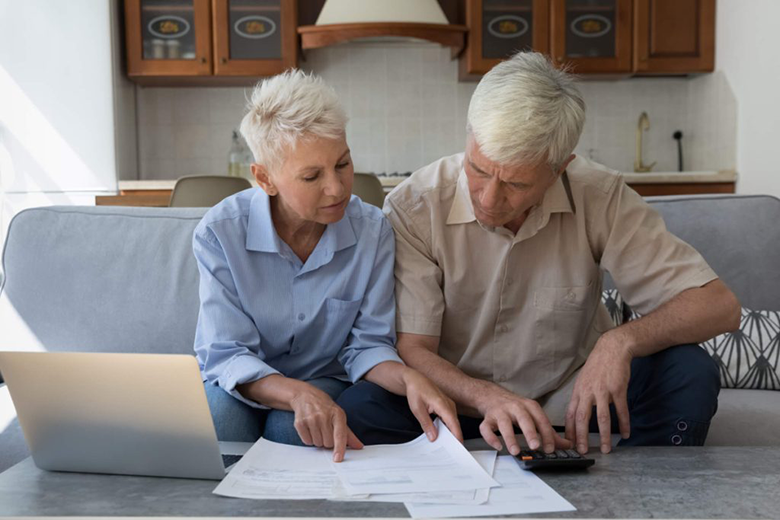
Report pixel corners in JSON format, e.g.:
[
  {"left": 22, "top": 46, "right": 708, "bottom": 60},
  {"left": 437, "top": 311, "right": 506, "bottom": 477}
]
[
  {"left": 404, "top": 455, "right": 577, "bottom": 518},
  {"left": 331, "top": 419, "right": 499, "bottom": 496},
  {"left": 213, "top": 437, "right": 362, "bottom": 500},
  {"left": 330, "top": 450, "right": 497, "bottom": 505}
]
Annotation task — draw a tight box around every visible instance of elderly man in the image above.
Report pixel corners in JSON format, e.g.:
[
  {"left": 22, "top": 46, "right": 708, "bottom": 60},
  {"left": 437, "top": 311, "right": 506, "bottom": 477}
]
[{"left": 337, "top": 52, "right": 740, "bottom": 455}]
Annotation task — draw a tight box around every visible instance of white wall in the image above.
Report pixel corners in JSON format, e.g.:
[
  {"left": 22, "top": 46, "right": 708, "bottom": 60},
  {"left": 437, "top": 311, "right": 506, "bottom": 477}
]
[{"left": 716, "top": 0, "right": 780, "bottom": 197}]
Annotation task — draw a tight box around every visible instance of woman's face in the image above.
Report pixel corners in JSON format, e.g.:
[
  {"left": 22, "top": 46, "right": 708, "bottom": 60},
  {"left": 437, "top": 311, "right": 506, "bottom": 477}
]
[{"left": 256, "top": 135, "right": 354, "bottom": 227}]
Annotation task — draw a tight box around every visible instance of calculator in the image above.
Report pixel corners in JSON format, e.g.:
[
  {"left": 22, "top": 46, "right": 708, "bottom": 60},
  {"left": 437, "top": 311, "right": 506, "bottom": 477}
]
[{"left": 515, "top": 449, "right": 595, "bottom": 470}]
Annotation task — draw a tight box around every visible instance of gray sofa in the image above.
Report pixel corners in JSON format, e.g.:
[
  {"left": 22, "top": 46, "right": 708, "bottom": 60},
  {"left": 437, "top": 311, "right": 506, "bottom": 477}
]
[{"left": 0, "top": 194, "right": 778, "bottom": 474}]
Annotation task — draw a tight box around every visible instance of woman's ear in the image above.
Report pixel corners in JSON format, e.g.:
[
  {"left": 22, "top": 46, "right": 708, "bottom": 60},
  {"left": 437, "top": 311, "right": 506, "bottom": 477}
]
[{"left": 252, "top": 164, "right": 277, "bottom": 196}]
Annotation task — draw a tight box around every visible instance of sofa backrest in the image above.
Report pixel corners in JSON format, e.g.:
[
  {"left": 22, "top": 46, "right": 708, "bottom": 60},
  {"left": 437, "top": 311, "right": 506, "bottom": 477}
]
[
  {"left": 604, "top": 194, "right": 780, "bottom": 311},
  {"left": 1, "top": 194, "right": 778, "bottom": 359},
  {"left": 0, "top": 206, "right": 208, "bottom": 356}
]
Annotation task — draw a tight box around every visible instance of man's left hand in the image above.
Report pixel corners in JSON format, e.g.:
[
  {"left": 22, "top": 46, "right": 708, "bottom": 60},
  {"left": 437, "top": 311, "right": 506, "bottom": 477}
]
[{"left": 565, "top": 331, "right": 633, "bottom": 454}]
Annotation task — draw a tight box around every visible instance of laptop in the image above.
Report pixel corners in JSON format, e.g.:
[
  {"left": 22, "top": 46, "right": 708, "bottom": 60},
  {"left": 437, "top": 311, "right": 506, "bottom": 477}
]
[{"left": 0, "top": 351, "right": 249, "bottom": 480}]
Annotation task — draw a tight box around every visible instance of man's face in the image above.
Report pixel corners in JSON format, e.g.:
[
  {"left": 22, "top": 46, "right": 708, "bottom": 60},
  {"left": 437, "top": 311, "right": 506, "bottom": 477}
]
[{"left": 464, "top": 137, "right": 569, "bottom": 232}]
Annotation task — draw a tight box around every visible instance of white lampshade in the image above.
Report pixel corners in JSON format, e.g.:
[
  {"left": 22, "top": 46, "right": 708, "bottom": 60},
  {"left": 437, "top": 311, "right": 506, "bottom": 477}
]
[{"left": 315, "top": 0, "right": 449, "bottom": 25}]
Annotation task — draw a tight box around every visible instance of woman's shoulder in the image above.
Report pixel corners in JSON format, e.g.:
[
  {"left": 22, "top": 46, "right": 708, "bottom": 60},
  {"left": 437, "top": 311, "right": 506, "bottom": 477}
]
[
  {"left": 343, "top": 195, "right": 391, "bottom": 236},
  {"left": 194, "top": 188, "right": 255, "bottom": 237}
]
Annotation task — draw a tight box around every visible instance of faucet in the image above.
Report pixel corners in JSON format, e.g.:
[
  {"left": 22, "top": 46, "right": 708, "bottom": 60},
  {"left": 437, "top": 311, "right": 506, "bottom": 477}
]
[{"left": 634, "top": 112, "right": 656, "bottom": 173}]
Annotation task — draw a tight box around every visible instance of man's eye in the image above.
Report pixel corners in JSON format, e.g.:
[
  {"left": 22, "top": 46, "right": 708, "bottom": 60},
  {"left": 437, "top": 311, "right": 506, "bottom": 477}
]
[
  {"left": 304, "top": 175, "right": 318, "bottom": 182},
  {"left": 337, "top": 161, "right": 350, "bottom": 169}
]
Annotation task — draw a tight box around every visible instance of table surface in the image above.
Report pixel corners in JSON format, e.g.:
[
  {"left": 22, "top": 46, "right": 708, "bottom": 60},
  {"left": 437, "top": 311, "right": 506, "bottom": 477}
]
[{"left": 0, "top": 447, "right": 777, "bottom": 518}]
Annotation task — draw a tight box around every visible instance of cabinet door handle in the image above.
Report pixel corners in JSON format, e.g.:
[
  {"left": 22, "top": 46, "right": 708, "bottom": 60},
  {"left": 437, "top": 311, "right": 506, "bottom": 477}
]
[
  {"left": 200, "top": 57, "right": 207, "bottom": 64},
  {"left": 221, "top": 57, "right": 228, "bottom": 64}
]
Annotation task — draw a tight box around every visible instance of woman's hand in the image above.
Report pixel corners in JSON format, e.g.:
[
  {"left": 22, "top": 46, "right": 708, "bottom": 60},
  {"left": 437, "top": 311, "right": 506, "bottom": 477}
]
[
  {"left": 289, "top": 385, "right": 364, "bottom": 462},
  {"left": 402, "top": 368, "right": 464, "bottom": 443}
]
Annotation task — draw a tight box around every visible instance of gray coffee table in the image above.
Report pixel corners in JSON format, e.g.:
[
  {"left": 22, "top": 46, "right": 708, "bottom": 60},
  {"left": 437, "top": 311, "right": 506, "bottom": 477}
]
[{"left": 0, "top": 447, "right": 777, "bottom": 518}]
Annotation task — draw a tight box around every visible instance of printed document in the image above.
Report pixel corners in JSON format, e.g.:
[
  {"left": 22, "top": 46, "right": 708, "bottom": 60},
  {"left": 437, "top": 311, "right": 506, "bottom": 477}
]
[
  {"left": 404, "top": 455, "right": 576, "bottom": 518},
  {"left": 213, "top": 438, "right": 351, "bottom": 500},
  {"left": 332, "top": 419, "right": 499, "bottom": 496},
  {"left": 332, "top": 450, "right": 497, "bottom": 504}
]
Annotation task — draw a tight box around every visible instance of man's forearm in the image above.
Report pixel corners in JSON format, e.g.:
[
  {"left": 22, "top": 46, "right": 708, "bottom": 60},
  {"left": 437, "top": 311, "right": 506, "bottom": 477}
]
[
  {"left": 613, "top": 279, "right": 741, "bottom": 358},
  {"left": 399, "top": 342, "right": 503, "bottom": 417}
]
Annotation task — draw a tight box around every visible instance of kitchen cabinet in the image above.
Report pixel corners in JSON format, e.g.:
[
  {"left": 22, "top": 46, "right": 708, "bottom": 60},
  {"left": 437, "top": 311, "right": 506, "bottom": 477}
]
[
  {"left": 633, "top": 0, "right": 715, "bottom": 74},
  {"left": 460, "top": 0, "right": 550, "bottom": 78},
  {"left": 124, "top": 0, "right": 297, "bottom": 85},
  {"left": 461, "top": 0, "right": 713, "bottom": 78},
  {"left": 550, "top": 0, "right": 633, "bottom": 74}
]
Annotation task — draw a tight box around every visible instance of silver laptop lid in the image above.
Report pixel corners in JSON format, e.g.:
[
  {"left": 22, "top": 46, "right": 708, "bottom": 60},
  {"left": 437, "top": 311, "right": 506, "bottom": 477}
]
[{"left": 0, "top": 352, "right": 226, "bottom": 480}]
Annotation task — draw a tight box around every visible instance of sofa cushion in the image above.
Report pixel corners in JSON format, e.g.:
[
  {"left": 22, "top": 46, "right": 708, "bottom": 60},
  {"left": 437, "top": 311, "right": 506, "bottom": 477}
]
[
  {"left": 0, "top": 206, "right": 208, "bottom": 356},
  {"left": 707, "top": 388, "right": 780, "bottom": 446}
]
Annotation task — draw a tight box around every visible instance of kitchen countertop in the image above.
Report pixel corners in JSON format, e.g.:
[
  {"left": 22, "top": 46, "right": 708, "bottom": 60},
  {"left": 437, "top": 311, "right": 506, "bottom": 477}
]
[{"left": 118, "top": 170, "right": 737, "bottom": 192}]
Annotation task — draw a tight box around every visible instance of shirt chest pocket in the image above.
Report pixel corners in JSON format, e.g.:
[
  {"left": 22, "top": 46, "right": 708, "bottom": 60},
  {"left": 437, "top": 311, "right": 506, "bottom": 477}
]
[
  {"left": 533, "top": 284, "right": 596, "bottom": 358},
  {"left": 317, "top": 297, "right": 363, "bottom": 350}
]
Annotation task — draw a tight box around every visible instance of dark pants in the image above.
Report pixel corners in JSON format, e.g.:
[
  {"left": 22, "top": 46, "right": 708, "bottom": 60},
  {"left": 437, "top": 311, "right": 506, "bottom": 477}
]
[{"left": 336, "top": 344, "right": 720, "bottom": 447}]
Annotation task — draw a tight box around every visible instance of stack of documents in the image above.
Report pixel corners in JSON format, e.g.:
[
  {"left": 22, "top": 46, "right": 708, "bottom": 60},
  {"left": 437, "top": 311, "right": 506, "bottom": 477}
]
[{"left": 213, "top": 419, "right": 575, "bottom": 518}]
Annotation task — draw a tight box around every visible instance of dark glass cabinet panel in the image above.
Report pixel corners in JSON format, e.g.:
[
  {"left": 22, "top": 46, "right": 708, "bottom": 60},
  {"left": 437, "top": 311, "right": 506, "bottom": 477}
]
[
  {"left": 228, "top": 0, "right": 282, "bottom": 60},
  {"left": 140, "top": 0, "right": 198, "bottom": 60},
  {"left": 564, "top": 0, "right": 616, "bottom": 58},
  {"left": 481, "top": 0, "right": 535, "bottom": 59}
]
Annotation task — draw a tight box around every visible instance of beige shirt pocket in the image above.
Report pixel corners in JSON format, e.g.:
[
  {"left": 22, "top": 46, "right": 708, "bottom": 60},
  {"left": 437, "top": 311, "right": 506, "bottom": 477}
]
[{"left": 533, "top": 284, "right": 597, "bottom": 362}]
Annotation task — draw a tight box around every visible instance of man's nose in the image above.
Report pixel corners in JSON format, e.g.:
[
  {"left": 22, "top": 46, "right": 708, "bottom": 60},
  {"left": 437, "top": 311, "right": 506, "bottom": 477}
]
[{"left": 480, "top": 178, "right": 501, "bottom": 210}]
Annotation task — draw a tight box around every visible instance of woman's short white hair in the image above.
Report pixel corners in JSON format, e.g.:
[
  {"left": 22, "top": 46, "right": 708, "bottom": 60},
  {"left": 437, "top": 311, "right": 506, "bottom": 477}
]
[
  {"left": 467, "top": 52, "right": 585, "bottom": 171},
  {"left": 240, "top": 69, "right": 348, "bottom": 172}
]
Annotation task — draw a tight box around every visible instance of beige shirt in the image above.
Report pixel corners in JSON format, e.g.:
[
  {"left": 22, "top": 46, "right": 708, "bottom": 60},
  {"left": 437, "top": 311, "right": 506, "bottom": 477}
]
[{"left": 384, "top": 153, "right": 717, "bottom": 419}]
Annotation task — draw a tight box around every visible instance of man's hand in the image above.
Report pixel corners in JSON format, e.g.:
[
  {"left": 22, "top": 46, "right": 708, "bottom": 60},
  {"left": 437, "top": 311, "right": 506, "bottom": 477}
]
[
  {"left": 565, "top": 331, "right": 632, "bottom": 455},
  {"left": 402, "top": 368, "right": 464, "bottom": 443},
  {"left": 476, "top": 387, "right": 572, "bottom": 456},
  {"left": 289, "top": 385, "right": 363, "bottom": 463}
]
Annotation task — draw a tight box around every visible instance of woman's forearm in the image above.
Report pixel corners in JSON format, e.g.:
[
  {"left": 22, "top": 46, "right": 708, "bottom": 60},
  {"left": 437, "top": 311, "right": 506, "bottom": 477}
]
[{"left": 237, "top": 374, "right": 322, "bottom": 410}]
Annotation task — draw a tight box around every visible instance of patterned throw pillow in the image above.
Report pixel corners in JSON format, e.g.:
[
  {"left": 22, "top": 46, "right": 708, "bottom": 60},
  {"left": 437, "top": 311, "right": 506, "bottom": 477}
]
[
  {"left": 703, "top": 308, "right": 780, "bottom": 390},
  {"left": 611, "top": 295, "right": 780, "bottom": 391}
]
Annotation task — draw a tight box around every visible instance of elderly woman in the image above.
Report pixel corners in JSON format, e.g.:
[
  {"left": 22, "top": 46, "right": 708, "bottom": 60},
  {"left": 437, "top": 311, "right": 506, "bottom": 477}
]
[{"left": 193, "top": 70, "right": 460, "bottom": 462}]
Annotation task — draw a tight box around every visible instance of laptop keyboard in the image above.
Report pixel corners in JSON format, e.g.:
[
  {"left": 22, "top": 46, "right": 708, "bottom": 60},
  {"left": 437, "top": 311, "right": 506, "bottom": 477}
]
[{"left": 222, "top": 454, "right": 243, "bottom": 469}]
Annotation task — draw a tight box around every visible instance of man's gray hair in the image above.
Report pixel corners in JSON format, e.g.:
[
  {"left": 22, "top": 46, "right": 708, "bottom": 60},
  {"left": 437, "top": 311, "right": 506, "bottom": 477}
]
[
  {"left": 467, "top": 52, "right": 585, "bottom": 171},
  {"left": 240, "top": 69, "right": 348, "bottom": 172}
]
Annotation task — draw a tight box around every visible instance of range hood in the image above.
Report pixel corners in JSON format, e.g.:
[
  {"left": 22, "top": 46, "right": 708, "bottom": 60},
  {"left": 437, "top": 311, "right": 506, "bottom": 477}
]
[{"left": 298, "top": 0, "right": 467, "bottom": 55}]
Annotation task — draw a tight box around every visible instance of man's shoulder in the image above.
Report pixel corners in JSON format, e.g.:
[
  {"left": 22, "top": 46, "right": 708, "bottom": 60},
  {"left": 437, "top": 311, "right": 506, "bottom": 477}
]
[
  {"left": 565, "top": 156, "right": 623, "bottom": 197},
  {"left": 385, "top": 153, "right": 463, "bottom": 214}
]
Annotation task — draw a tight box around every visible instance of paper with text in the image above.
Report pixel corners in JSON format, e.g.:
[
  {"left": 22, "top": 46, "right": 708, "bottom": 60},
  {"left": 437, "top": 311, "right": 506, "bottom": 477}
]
[
  {"left": 332, "top": 419, "right": 499, "bottom": 496},
  {"left": 404, "top": 455, "right": 576, "bottom": 518}
]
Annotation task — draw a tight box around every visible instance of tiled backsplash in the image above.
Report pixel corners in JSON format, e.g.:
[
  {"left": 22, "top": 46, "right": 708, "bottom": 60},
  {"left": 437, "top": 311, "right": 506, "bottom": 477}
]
[{"left": 136, "top": 41, "right": 736, "bottom": 180}]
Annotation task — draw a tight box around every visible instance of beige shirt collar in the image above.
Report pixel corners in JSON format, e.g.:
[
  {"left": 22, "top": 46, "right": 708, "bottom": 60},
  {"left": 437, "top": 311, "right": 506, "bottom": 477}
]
[{"left": 446, "top": 167, "right": 576, "bottom": 229}]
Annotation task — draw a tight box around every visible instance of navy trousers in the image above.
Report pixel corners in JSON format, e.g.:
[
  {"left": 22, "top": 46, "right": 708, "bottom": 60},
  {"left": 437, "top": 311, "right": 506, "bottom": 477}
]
[{"left": 336, "top": 344, "right": 720, "bottom": 447}]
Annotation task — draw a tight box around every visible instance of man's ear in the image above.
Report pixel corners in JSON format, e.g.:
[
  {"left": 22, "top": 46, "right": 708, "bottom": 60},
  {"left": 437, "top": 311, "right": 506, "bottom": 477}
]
[
  {"left": 557, "top": 154, "right": 577, "bottom": 176},
  {"left": 252, "top": 164, "right": 277, "bottom": 196}
]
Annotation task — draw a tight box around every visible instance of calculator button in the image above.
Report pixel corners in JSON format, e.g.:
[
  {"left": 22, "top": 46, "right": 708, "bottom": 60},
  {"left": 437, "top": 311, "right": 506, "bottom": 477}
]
[
  {"left": 545, "top": 452, "right": 557, "bottom": 459},
  {"left": 555, "top": 450, "right": 570, "bottom": 458},
  {"left": 566, "top": 449, "right": 582, "bottom": 458}
]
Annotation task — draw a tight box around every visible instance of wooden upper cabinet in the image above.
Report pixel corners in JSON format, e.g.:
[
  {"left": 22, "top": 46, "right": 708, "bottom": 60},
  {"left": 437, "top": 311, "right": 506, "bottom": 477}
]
[
  {"left": 634, "top": 0, "right": 715, "bottom": 74},
  {"left": 212, "top": 0, "right": 297, "bottom": 76},
  {"left": 124, "top": 0, "right": 297, "bottom": 85},
  {"left": 460, "top": 0, "right": 550, "bottom": 79},
  {"left": 550, "top": 0, "right": 633, "bottom": 74},
  {"left": 125, "top": 0, "right": 213, "bottom": 78}
]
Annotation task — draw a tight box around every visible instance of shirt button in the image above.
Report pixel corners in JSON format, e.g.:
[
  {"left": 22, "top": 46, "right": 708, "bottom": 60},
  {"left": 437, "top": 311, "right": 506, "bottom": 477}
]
[
  {"left": 506, "top": 278, "right": 513, "bottom": 286},
  {"left": 565, "top": 291, "right": 576, "bottom": 301},
  {"left": 297, "top": 313, "right": 305, "bottom": 321},
  {"left": 499, "top": 325, "right": 508, "bottom": 333}
]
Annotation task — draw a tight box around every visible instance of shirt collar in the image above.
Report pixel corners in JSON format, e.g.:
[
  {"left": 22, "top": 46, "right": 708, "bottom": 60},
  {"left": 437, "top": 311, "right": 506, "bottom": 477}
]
[
  {"left": 245, "top": 189, "right": 358, "bottom": 257},
  {"left": 446, "top": 168, "right": 477, "bottom": 225}
]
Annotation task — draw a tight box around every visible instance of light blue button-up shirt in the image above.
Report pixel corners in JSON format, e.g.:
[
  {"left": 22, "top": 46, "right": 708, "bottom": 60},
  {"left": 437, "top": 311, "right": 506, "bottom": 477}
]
[{"left": 193, "top": 188, "right": 402, "bottom": 408}]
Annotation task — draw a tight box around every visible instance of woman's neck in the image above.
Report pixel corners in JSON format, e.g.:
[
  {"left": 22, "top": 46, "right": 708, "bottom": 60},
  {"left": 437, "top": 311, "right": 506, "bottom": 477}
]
[{"left": 270, "top": 197, "right": 325, "bottom": 263}]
